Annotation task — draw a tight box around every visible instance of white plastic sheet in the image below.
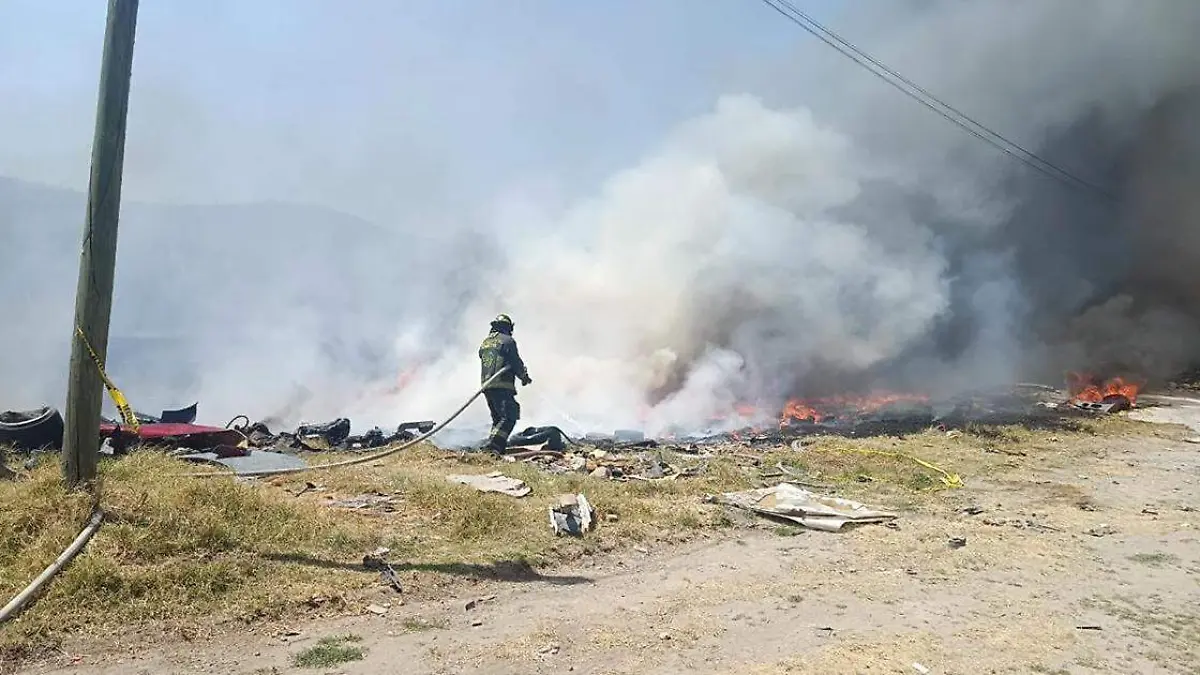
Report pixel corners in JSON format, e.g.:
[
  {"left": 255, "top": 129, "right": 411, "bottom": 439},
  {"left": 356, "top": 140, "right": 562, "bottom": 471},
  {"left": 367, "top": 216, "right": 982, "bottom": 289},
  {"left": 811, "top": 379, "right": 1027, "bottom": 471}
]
[{"left": 720, "top": 483, "right": 897, "bottom": 532}]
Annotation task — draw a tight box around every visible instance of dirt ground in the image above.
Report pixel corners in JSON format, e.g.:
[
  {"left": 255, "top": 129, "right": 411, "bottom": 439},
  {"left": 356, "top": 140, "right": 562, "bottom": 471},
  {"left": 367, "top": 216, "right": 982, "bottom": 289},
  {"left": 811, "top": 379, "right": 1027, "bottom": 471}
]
[{"left": 21, "top": 409, "right": 1200, "bottom": 675}]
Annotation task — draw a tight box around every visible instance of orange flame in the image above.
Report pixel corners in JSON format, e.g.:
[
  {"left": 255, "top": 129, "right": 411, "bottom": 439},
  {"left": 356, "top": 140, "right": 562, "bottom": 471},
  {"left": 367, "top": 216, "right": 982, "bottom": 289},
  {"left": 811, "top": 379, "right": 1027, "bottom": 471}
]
[
  {"left": 780, "top": 400, "right": 824, "bottom": 425},
  {"left": 778, "top": 392, "right": 929, "bottom": 427},
  {"left": 1067, "top": 373, "right": 1140, "bottom": 405}
]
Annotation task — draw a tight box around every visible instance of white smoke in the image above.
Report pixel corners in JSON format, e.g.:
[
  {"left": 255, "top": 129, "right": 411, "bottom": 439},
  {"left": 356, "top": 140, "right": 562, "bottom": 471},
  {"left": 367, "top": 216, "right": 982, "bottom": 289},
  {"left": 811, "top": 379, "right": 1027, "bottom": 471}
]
[{"left": 382, "top": 95, "right": 952, "bottom": 434}]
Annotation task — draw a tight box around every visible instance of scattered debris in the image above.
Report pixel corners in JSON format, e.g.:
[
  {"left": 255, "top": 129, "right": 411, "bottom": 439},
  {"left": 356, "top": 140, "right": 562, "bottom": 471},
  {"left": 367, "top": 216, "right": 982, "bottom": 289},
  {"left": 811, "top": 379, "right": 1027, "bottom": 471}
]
[
  {"left": 948, "top": 537, "right": 968, "bottom": 549},
  {"left": 297, "top": 418, "right": 352, "bottom": 445},
  {"left": 508, "top": 425, "right": 570, "bottom": 452},
  {"left": 537, "top": 642, "right": 561, "bottom": 656},
  {"left": 136, "top": 403, "right": 199, "bottom": 425},
  {"left": 1085, "top": 524, "right": 1118, "bottom": 538},
  {"left": 718, "top": 483, "right": 897, "bottom": 532},
  {"left": 982, "top": 517, "right": 1061, "bottom": 532},
  {"left": 1076, "top": 625, "right": 1103, "bottom": 631},
  {"left": 447, "top": 472, "right": 532, "bottom": 497},
  {"left": 328, "top": 494, "right": 395, "bottom": 511},
  {"left": 464, "top": 595, "right": 496, "bottom": 611},
  {"left": 774, "top": 462, "right": 834, "bottom": 490},
  {"left": 363, "top": 547, "right": 390, "bottom": 569},
  {"left": 362, "top": 548, "right": 403, "bottom": 593},
  {"left": 102, "top": 421, "right": 245, "bottom": 452},
  {"left": 550, "top": 493, "right": 594, "bottom": 536},
  {"left": 292, "top": 481, "right": 319, "bottom": 497},
  {"left": 961, "top": 505, "right": 985, "bottom": 516}
]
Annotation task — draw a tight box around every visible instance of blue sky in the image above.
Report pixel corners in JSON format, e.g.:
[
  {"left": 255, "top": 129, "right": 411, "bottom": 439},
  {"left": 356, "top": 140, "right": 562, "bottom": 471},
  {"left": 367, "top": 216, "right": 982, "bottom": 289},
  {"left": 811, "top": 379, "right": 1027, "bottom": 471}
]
[{"left": 0, "top": 0, "right": 841, "bottom": 224}]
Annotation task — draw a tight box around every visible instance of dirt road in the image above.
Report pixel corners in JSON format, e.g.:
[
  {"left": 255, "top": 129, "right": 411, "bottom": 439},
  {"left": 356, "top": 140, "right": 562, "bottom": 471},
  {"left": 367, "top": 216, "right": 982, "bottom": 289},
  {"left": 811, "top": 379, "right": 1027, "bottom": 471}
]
[{"left": 28, "top": 424, "right": 1200, "bottom": 675}]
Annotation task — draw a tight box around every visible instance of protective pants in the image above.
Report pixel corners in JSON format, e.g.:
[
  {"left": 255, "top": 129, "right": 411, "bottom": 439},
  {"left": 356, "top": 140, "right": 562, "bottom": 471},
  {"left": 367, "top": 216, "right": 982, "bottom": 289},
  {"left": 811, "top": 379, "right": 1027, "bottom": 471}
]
[{"left": 483, "top": 388, "right": 520, "bottom": 454}]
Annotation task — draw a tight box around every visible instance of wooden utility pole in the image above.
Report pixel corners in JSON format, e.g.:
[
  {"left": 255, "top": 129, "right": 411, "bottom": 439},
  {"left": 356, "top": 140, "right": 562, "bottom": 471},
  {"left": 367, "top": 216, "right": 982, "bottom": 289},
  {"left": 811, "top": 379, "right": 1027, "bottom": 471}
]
[{"left": 62, "top": 0, "right": 140, "bottom": 488}]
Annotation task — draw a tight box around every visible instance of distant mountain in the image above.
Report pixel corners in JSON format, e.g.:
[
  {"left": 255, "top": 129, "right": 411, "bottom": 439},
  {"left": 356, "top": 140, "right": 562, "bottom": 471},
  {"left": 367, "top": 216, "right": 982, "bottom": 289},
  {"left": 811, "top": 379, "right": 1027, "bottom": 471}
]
[{"left": 0, "top": 176, "right": 462, "bottom": 412}]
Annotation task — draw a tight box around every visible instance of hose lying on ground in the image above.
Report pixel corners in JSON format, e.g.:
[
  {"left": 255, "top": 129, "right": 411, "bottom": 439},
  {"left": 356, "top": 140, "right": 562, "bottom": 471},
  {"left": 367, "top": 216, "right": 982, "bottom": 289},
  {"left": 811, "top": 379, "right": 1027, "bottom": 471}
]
[
  {"left": 0, "top": 507, "right": 104, "bottom": 624},
  {"left": 179, "top": 367, "right": 511, "bottom": 479}
]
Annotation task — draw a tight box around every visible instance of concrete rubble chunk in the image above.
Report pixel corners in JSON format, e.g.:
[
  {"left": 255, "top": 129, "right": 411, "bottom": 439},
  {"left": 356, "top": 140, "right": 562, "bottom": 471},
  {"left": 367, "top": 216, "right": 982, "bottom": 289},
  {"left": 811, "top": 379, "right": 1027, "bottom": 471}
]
[{"left": 550, "top": 493, "right": 593, "bottom": 536}]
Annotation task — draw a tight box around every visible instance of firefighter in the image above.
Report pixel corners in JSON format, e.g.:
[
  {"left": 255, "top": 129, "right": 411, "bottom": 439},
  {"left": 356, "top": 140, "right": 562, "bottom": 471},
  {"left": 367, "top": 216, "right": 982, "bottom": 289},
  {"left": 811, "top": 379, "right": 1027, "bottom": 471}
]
[{"left": 478, "top": 313, "right": 531, "bottom": 454}]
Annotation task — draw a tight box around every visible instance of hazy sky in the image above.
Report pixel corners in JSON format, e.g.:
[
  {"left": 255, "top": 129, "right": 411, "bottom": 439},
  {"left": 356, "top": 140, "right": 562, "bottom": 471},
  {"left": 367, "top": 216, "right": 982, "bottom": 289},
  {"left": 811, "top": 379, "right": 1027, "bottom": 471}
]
[{"left": 0, "top": 0, "right": 839, "bottom": 225}]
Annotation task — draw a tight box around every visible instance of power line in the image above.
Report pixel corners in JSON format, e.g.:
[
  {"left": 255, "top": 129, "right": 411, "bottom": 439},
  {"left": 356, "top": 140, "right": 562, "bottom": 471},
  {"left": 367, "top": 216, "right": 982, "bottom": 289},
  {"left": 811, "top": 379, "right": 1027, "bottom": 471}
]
[{"left": 757, "top": 0, "right": 1116, "bottom": 200}]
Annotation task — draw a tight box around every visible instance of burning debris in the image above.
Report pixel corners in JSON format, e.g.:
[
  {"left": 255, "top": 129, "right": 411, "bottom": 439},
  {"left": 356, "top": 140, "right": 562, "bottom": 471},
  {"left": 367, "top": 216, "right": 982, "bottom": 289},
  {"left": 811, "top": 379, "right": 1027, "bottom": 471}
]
[
  {"left": 1066, "top": 373, "right": 1141, "bottom": 413},
  {"left": 0, "top": 373, "right": 1152, "bottom": 484}
]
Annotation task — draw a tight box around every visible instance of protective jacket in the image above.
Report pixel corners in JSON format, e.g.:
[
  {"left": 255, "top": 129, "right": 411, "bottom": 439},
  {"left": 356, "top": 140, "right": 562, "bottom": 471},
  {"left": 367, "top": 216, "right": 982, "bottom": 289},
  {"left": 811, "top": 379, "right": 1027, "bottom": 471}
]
[{"left": 478, "top": 330, "right": 528, "bottom": 391}]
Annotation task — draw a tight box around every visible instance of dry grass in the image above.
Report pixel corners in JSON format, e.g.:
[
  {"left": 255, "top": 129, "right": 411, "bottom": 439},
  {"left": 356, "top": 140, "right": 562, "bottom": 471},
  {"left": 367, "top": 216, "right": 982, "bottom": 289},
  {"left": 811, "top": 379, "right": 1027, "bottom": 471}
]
[{"left": 0, "top": 416, "right": 1137, "bottom": 664}]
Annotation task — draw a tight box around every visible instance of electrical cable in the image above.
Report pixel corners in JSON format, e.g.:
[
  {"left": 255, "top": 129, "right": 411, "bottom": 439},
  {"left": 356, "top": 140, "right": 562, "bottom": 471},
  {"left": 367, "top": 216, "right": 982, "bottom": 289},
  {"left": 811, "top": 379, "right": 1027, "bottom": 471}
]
[{"left": 757, "top": 0, "right": 1116, "bottom": 200}]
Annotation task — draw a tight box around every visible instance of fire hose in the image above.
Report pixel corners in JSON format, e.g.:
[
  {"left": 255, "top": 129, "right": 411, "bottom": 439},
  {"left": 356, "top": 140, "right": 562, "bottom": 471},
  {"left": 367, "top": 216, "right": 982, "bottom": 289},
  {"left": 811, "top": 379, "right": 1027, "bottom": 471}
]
[
  {"left": 0, "top": 368, "right": 509, "bottom": 623},
  {"left": 0, "top": 506, "right": 104, "bottom": 624},
  {"left": 178, "top": 367, "right": 511, "bottom": 478}
]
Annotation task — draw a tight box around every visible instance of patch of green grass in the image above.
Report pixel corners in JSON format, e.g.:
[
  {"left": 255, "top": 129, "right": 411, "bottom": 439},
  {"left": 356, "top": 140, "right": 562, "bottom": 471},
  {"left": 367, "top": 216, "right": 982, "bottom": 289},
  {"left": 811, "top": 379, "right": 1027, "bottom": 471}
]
[
  {"left": 292, "top": 634, "right": 365, "bottom": 669},
  {"left": 400, "top": 616, "right": 448, "bottom": 632},
  {"left": 1128, "top": 552, "right": 1178, "bottom": 567}
]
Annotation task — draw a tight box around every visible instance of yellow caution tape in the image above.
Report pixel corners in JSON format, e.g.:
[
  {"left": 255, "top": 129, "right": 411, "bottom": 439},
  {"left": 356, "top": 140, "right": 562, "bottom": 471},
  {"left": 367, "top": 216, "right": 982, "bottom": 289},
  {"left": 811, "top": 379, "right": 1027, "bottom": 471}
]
[
  {"left": 835, "top": 447, "right": 963, "bottom": 489},
  {"left": 75, "top": 326, "right": 140, "bottom": 433}
]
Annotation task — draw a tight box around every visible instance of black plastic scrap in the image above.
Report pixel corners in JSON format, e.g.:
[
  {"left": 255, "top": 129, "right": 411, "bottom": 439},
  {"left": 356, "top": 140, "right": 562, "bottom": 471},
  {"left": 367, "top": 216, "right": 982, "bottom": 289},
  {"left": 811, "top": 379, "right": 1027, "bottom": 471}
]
[
  {"left": 234, "top": 418, "right": 438, "bottom": 453},
  {"left": 363, "top": 547, "right": 403, "bottom": 593},
  {"left": 508, "top": 425, "right": 570, "bottom": 452}
]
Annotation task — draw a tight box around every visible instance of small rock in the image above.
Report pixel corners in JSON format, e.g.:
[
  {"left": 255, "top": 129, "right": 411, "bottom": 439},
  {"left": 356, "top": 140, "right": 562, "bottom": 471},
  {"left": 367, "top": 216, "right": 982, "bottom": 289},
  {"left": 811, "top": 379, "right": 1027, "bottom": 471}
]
[
  {"left": 948, "top": 537, "right": 967, "bottom": 549},
  {"left": 470, "top": 619, "right": 483, "bottom": 627},
  {"left": 590, "top": 466, "right": 611, "bottom": 479},
  {"left": 945, "top": 430, "right": 963, "bottom": 439},
  {"left": 658, "top": 632, "right": 672, "bottom": 641},
  {"left": 465, "top": 595, "right": 496, "bottom": 611},
  {"left": 961, "top": 505, "right": 985, "bottom": 516},
  {"left": 634, "top": 546, "right": 649, "bottom": 554},
  {"left": 366, "top": 604, "right": 389, "bottom": 616},
  {"left": 537, "top": 642, "right": 561, "bottom": 655},
  {"left": 605, "top": 513, "right": 619, "bottom": 523},
  {"left": 1184, "top": 437, "right": 1200, "bottom": 444},
  {"left": 1086, "top": 524, "right": 1117, "bottom": 537},
  {"left": 912, "top": 663, "right": 931, "bottom": 675}
]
